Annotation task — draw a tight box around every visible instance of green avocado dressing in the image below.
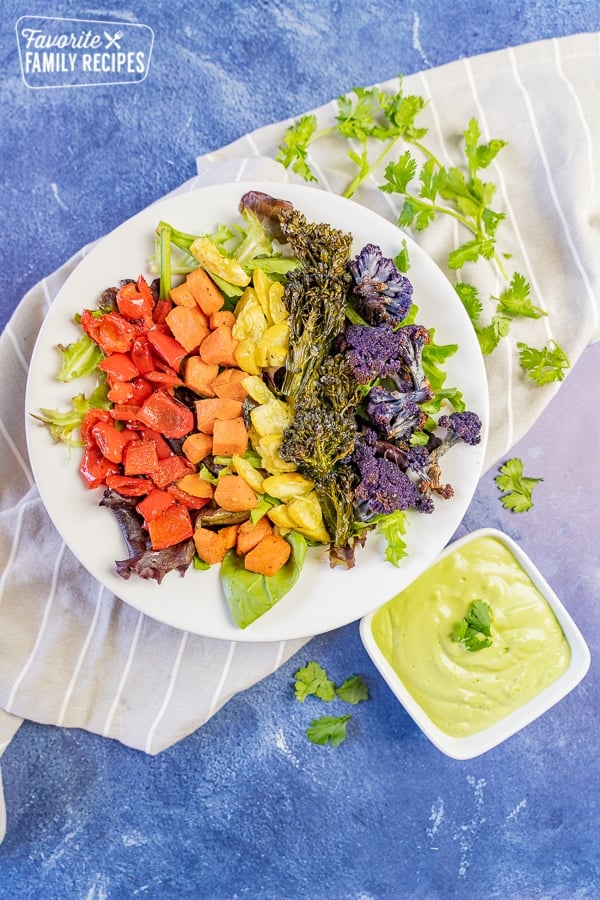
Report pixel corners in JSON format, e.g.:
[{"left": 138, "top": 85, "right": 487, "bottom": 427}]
[{"left": 371, "top": 535, "right": 570, "bottom": 738}]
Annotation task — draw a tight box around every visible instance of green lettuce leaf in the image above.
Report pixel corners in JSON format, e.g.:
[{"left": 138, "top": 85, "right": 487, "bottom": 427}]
[{"left": 221, "top": 531, "right": 307, "bottom": 629}]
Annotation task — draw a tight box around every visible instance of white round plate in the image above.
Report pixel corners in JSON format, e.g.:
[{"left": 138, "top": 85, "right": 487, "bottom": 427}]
[{"left": 25, "top": 181, "right": 489, "bottom": 642}]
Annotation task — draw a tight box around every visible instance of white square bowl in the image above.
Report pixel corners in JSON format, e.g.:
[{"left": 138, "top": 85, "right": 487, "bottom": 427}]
[{"left": 360, "top": 528, "right": 590, "bottom": 759}]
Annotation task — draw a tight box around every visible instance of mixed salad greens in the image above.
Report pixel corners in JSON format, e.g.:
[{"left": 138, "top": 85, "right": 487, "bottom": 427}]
[{"left": 36, "top": 190, "right": 481, "bottom": 629}]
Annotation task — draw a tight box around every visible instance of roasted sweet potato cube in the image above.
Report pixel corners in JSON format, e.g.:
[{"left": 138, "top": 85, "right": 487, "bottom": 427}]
[
  {"left": 211, "top": 367, "right": 249, "bottom": 402},
  {"left": 213, "top": 474, "right": 258, "bottom": 512},
  {"left": 200, "top": 325, "right": 239, "bottom": 368},
  {"left": 244, "top": 533, "right": 291, "bottom": 576},
  {"left": 184, "top": 356, "right": 219, "bottom": 397},
  {"left": 194, "top": 398, "right": 243, "bottom": 434},
  {"left": 236, "top": 516, "right": 273, "bottom": 556},
  {"left": 212, "top": 416, "right": 248, "bottom": 457},
  {"left": 181, "top": 431, "right": 213, "bottom": 464}
]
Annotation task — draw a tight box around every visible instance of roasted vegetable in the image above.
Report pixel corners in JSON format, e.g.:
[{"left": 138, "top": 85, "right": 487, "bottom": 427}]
[
  {"left": 366, "top": 387, "right": 429, "bottom": 442},
  {"left": 280, "top": 354, "right": 361, "bottom": 566},
  {"left": 239, "top": 190, "right": 293, "bottom": 242},
  {"left": 352, "top": 429, "right": 434, "bottom": 520},
  {"left": 404, "top": 411, "right": 482, "bottom": 500},
  {"left": 100, "top": 488, "right": 195, "bottom": 583},
  {"left": 348, "top": 243, "right": 413, "bottom": 326},
  {"left": 276, "top": 205, "right": 353, "bottom": 399}
]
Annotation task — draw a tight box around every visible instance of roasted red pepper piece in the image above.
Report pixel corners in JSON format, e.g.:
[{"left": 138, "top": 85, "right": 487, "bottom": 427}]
[
  {"left": 81, "top": 309, "right": 136, "bottom": 355},
  {"left": 136, "top": 427, "right": 173, "bottom": 460},
  {"left": 167, "top": 483, "right": 212, "bottom": 510},
  {"left": 80, "top": 445, "right": 120, "bottom": 489},
  {"left": 129, "top": 377, "right": 153, "bottom": 406},
  {"left": 130, "top": 335, "right": 155, "bottom": 375},
  {"left": 137, "top": 389, "right": 194, "bottom": 439},
  {"left": 98, "top": 352, "right": 140, "bottom": 383},
  {"left": 145, "top": 371, "right": 183, "bottom": 388},
  {"left": 146, "top": 329, "right": 187, "bottom": 373},
  {"left": 136, "top": 488, "right": 175, "bottom": 525},
  {"left": 92, "top": 420, "right": 137, "bottom": 464},
  {"left": 151, "top": 454, "right": 194, "bottom": 489},
  {"left": 81, "top": 408, "right": 113, "bottom": 446},
  {"left": 109, "top": 404, "right": 142, "bottom": 423},
  {"left": 116, "top": 278, "right": 154, "bottom": 325},
  {"left": 152, "top": 298, "right": 173, "bottom": 326},
  {"left": 147, "top": 501, "right": 193, "bottom": 550},
  {"left": 104, "top": 474, "right": 152, "bottom": 497},
  {"left": 107, "top": 381, "right": 135, "bottom": 404},
  {"left": 123, "top": 439, "right": 160, "bottom": 476}
]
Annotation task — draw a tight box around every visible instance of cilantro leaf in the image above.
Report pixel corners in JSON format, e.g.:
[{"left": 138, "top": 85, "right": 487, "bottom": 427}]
[
  {"left": 476, "top": 314, "right": 511, "bottom": 355},
  {"left": 382, "top": 85, "right": 428, "bottom": 140},
  {"left": 381, "top": 151, "right": 418, "bottom": 194},
  {"left": 455, "top": 282, "right": 483, "bottom": 327},
  {"left": 451, "top": 599, "right": 493, "bottom": 651},
  {"left": 345, "top": 148, "right": 373, "bottom": 197},
  {"left": 336, "top": 675, "right": 369, "bottom": 705},
  {"left": 481, "top": 206, "right": 505, "bottom": 238},
  {"left": 517, "top": 340, "right": 570, "bottom": 385},
  {"left": 306, "top": 714, "right": 351, "bottom": 747},
  {"left": 394, "top": 239, "right": 411, "bottom": 273},
  {"left": 397, "top": 198, "right": 418, "bottom": 229},
  {"left": 336, "top": 86, "right": 384, "bottom": 142},
  {"left": 419, "top": 158, "right": 446, "bottom": 202},
  {"left": 464, "top": 117, "right": 507, "bottom": 176},
  {"left": 466, "top": 598, "right": 492, "bottom": 635},
  {"left": 293, "top": 661, "right": 336, "bottom": 702},
  {"left": 495, "top": 457, "right": 543, "bottom": 512},
  {"left": 448, "top": 237, "right": 495, "bottom": 269},
  {"left": 496, "top": 273, "right": 546, "bottom": 319},
  {"left": 276, "top": 114, "right": 319, "bottom": 183},
  {"left": 421, "top": 332, "right": 465, "bottom": 412}
]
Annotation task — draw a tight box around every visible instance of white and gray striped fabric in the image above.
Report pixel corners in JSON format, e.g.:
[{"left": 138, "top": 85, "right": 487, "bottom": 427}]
[{"left": 1, "top": 32, "right": 598, "bottom": 842}]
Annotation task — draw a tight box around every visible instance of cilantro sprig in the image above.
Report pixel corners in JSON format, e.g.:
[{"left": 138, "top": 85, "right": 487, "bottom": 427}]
[
  {"left": 451, "top": 598, "right": 493, "bottom": 651},
  {"left": 517, "top": 340, "right": 570, "bottom": 385},
  {"left": 293, "top": 661, "right": 369, "bottom": 746},
  {"left": 382, "top": 119, "right": 507, "bottom": 278},
  {"left": 495, "top": 457, "right": 543, "bottom": 512},
  {"left": 276, "top": 81, "right": 428, "bottom": 198},
  {"left": 276, "top": 81, "right": 570, "bottom": 384}
]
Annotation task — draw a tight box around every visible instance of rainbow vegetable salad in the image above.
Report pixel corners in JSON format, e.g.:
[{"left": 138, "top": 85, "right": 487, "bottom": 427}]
[{"left": 36, "top": 190, "right": 481, "bottom": 629}]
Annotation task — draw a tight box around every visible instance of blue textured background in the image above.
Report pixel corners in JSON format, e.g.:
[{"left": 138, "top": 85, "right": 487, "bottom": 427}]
[{"left": 2, "top": 2, "right": 600, "bottom": 898}]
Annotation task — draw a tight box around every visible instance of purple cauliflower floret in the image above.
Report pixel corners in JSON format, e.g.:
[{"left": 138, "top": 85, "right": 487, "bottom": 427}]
[
  {"left": 341, "top": 322, "right": 433, "bottom": 398},
  {"left": 393, "top": 323, "right": 432, "bottom": 395},
  {"left": 403, "top": 412, "right": 482, "bottom": 501},
  {"left": 353, "top": 430, "right": 433, "bottom": 520},
  {"left": 366, "top": 386, "right": 429, "bottom": 442},
  {"left": 349, "top": 244, "right": 413, "bottom": 326},
  {"left": 341, "top": 323, "right": 407, "bottom": 384},
  {"left": 405, "top": 445, "right": 430, "bottom": 470},
  {"left": 437, "top": 411, "right": 482, "bottom": 450}
]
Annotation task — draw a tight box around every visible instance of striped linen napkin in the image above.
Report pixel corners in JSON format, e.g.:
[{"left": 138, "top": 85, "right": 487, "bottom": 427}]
[{"left": 1, "top": 31, "right": 598, "bottom": 841}]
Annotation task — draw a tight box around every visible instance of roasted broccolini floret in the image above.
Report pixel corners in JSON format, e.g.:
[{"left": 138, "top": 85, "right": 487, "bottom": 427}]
[
  {"left": 276, "top": 206, "right": 353, "bottom": 399},
  {"left": 280, "top": 354, "right": 362, "bottom": 568}
]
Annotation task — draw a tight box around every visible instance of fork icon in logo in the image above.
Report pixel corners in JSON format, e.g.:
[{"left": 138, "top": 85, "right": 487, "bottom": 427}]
[{"left": 103, "top": 30, "right": 124, "bottom": 50}]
